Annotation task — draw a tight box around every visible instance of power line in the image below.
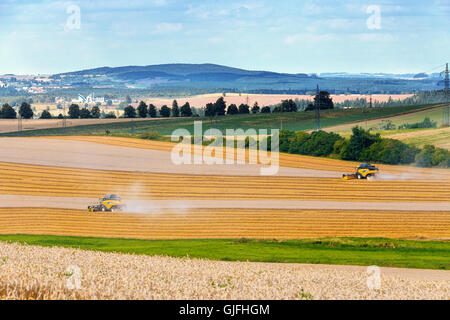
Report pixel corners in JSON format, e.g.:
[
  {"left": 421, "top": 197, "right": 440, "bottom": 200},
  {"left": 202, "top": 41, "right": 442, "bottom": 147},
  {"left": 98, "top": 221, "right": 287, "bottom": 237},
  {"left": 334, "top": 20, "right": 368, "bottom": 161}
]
[
  {"left": 442, "top": 63, "right": 449, "bottom": 127},
  {"left": 17, "top": 113, "right": 22, "bottom": 133},
  {"left": 315, "top": 84, "right": 321, "bottom": 131},
  {"left": 422, "top": 63, "right": 446, "bottom": 74}
]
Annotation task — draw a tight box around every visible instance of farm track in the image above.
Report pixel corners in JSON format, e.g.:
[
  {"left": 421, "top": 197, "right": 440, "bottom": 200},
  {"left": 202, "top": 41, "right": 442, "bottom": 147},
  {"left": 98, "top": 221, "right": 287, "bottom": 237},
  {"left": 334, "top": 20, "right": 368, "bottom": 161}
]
[
  {"left": 1, "top": 208, "right": 449, "bottom": 239},
  {"left": 1, "top": 162, "right": 450, "bottom": 202}
]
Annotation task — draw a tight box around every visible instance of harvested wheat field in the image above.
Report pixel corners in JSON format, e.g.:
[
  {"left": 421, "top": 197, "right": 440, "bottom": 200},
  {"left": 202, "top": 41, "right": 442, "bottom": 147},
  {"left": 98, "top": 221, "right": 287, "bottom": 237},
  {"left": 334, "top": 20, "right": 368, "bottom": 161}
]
[
  {"left": 0, "top": 242, "right": 447, "bottom": 300},
  {"left": 40, "top": 136, "right": 450, "bottom": 180},
  {"left": 139, "top": 93, "right": 414, "bottom": 109},
  {"left": 0, "top": 137, "right": 335, "bottom": 177},
  {"left": 1, "top": 162, "right": 450, "bottom": 202},
  {"left": 0, "top": 208, "right": 449, "bottom": 239}
]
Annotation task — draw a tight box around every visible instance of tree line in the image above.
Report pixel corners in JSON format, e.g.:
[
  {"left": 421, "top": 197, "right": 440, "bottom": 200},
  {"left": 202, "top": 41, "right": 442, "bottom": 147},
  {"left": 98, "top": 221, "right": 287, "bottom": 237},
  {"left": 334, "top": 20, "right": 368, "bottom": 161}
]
[
  {"left": 0, "top": 91, "right": 335, "bottom": 119},
  {"left": 0, "top": 102, "right": 34, "bottom": 119},
  {"left": 274, "top": 126, "right": 449, "bottom": 168}
]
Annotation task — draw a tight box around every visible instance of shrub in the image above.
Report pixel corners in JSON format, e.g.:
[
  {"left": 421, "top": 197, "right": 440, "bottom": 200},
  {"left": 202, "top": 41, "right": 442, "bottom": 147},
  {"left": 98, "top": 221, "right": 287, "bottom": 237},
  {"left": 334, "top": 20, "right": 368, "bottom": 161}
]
[
  {"left": 360, "top": 139, "right": 419, "bottom": 164},
  {"left": 415, "top": 145, "right": 436, "bottom": 168},
  {"left": 333, "top": 139, "right": 348, "bottom": 155},
  {"left": 279, "top": 130, "right": 296, "bottom": 152},
  {"left": 140, "top": 131, "right": 162, "bottom": 140},
  {"left": 281, "top": 130, "right": 343, "bottom": 157},
  {"left": 340, "top": 127, "right": 381, "bottom": 160},
  {"left": 398, "top": 117, "right": 437, "bottom": 130},
  {"left": 104, "top": 112, "right": 117, "bottom": 119}
]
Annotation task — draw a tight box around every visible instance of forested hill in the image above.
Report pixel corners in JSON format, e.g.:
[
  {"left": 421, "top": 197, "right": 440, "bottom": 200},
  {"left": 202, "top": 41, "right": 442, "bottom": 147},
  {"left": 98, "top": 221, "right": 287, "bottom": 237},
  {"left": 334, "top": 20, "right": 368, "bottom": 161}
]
[{"left": 51, "top": 63, "right": 440, "bottom": 93}]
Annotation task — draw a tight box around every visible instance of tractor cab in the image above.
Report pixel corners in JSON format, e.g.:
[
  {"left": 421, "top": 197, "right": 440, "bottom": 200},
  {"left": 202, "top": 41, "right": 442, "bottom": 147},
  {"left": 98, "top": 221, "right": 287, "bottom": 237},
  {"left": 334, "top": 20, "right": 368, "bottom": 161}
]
[
  {"left": 102, "top": 194, "right": 121, "bottom": 201},
  {"left": 355, "top": 163, "right": 379, "bottom": 179}
]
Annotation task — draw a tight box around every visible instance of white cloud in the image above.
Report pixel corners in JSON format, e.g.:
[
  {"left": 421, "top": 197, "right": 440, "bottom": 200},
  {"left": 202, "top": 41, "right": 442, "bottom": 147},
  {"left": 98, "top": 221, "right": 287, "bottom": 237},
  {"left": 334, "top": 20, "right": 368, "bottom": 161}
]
[
  {"left": 284, "top": 34, "right": 302, "bottom": 45},
  {"left": 152, "top": 0, "right": 167, "bottom": 7},
  {"left": 284, "top": 33, "right": 336, "bottom": 45},
  {"left": 357, "top": 33, "right": 396, "bottom": 42},
  {"left": 327, "top": 18, "right": 353, "bottom": 30},
  {"left": 155, "top": 23, "right": 183, "bottom": 33},
  {"left": 208, "top": 37, "right": 223, "bottom": 43}
]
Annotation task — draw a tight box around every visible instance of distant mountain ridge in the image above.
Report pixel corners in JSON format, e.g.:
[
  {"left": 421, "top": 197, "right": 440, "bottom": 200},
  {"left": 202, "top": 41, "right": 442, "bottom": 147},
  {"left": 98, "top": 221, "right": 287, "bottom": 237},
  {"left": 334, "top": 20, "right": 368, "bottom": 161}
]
[
  {"left": 58, "top": 63, "right": 308, "bottom": 77},
  {"left": 51, "top": 63, "right": 441, "bottom": 93}
]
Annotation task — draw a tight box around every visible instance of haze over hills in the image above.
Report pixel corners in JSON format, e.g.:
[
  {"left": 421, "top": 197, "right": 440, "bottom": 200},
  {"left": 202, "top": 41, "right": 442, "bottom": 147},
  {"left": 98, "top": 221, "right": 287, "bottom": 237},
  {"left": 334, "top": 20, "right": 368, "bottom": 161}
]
[
  {"left": 0, "top": 63, "right": 443, "bottom": 95},
  {"left": 50, "top": 63, "right": 440, "bottom": 93}
]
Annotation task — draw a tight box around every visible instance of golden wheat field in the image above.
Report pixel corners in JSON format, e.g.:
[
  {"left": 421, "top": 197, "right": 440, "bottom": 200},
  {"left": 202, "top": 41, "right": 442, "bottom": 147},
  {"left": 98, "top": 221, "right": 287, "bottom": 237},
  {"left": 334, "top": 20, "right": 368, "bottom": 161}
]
[
  {"left": 44, "top": 136, "right": 450, "bottom": 179},
  {"left": 1, "top": 242, "right": 447, "bottom": 300},
  {"left": 0, "top": 207, "right": 449, "bottom": 239},
  {"left": 1, "top": 161, "right": 450, "bottom": 202}
]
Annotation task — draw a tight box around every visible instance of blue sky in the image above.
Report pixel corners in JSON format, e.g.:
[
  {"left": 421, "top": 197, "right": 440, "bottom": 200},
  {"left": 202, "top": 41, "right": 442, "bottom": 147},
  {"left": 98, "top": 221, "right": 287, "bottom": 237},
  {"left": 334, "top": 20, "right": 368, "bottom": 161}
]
[{"left": 0, "top": 0, "right": 448, "bottom": 74}]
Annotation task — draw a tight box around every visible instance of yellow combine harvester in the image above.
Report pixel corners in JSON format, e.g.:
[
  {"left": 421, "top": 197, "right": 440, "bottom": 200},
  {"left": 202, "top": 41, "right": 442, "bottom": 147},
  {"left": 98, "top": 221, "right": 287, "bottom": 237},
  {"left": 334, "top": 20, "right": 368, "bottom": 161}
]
[
  {"left": 342, "top": 163, "right": 379, "bottom": 180},
  {"left": 88, "top": 194, "right": 126, "bottom": 212}
]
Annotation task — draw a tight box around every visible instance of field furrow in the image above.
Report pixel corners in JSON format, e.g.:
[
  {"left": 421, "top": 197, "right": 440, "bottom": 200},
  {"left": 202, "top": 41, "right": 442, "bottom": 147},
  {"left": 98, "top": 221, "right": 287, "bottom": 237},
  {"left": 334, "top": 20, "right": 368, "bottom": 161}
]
[
  {"left": 0, "top": 208, "right": 448, "bottom": 239},
  {"left": 1, "top": 162, "right": 449, "bottom": 202}
]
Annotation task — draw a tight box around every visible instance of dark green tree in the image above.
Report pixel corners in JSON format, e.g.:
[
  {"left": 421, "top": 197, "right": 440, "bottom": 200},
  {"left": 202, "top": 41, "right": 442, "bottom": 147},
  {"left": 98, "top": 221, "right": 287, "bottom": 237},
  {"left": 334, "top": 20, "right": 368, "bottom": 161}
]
[
  {"left": 340, "top": 127, "right": 381, "bottom": 160},
  {"left": 39, "top": 110, "right": 52, "bottom": 119},
  {"left": 251, "top": 102, "right": 260, "bottom": 114},
  {"left": 261, "top": 106, "right": 271, "bottom": 114},
  {"left": 272, "top": 105, "right": 282, "bottom": 113},
  {"left": 19, "top": 102, "right": 34, "bottom": 119},
  {"left": 214, "top": 97, "right": 226, "bottom": 116},
  {"left": 124, "top": 105, "right": 136, "bottom": 118},
  {"left": 306, "top": 91, "right": 334, "bottom": 111},
  {"left": 137, "top": 101, "right": 148, "bottom": 118},
  {"left": 0, "top": 103, "right": 16, "bottom": 119},
  {"left": 57, "top": 113, "right": 64, "bottom": 119},
  {"left": 227, "top": 104, "right": 238, "bottom": 115},
  {"left": 172, "top": 100, "right": 180, "bottom": 117},
  {"left": 180, "top": 102, "right": 193, "bottom": 117},
  {"left": 79, "top": 108, "right": 92, "bottom": 118},
  {"left": 238, "top": 103, "right": 250, "bottom": 114},
  {"left": 91, "top": 106, "right": 101, "bottom": 118},
  {"left": 281, "top": 99, "right": 298, "bottom": 112},
  {"left": 205, "top": 103, "right": 216, "bottom": 118},
  {"left": 159, "top": 105, "right": 171, "bottom": 117},
  {"left": 68, "top": 104, "right": 80, "bottom": 119},
  {"left": 148, "top": 104, "right": 157, "bottom": 118}
]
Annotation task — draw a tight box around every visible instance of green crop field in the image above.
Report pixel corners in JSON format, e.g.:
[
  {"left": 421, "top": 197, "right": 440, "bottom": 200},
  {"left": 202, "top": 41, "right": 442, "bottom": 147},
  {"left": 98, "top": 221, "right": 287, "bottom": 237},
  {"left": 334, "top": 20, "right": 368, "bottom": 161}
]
[{"left": 0, "top": 235, "right": 449, "bottom": 270}]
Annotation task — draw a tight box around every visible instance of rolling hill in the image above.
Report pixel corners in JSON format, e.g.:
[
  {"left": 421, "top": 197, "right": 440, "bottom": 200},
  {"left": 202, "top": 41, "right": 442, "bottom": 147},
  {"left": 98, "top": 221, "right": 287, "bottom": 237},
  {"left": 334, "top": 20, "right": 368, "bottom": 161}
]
[{"left": 53, "top": 63, "right": 441, "bottom": 93}]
